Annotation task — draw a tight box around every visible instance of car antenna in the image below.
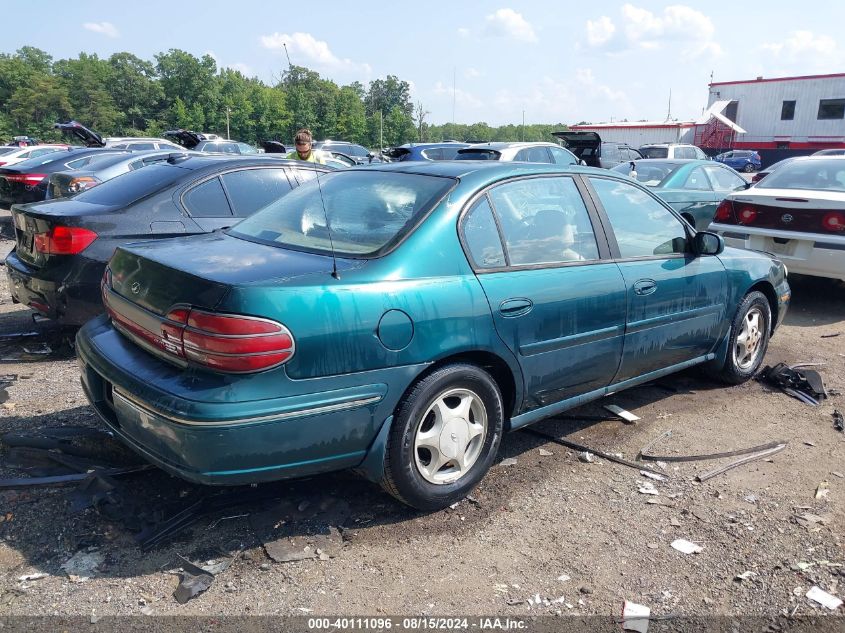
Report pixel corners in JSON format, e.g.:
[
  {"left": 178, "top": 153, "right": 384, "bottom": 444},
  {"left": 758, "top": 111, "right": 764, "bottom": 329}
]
[{"left": 314, "top": 169, "right": 340, "bottom": 280}]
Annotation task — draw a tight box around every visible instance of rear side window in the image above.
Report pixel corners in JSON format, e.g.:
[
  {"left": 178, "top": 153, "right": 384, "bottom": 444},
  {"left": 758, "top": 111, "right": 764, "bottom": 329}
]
[
  {"left": 514, "top": 147, "right": 551, "bottom": 163},
  {"left": 421, "top": 148, "right": 444, "bottom": 160},
  {"left": 221, "top": 168, "right": 293, "bottom": 217},
  {"left": 441, "top": 146, "right": 463, "bottom": 160},
  {"left": 602, "top": 144, "right": 621, "bottom": 161},
  {"left": 488, "top": 176, "right": 599, "bottom": 265},
  {"left": 128, "top": 142, "right": 157, "bottom": 150},
  {"left": 640, "top": 146, "right": 668, "bottom": 159},
  {"left": 703, "top": 165, "right": 745, "bottom": 192},
  {"left": 549, "top": 146, "right": 577, "bottom": 165},
  {"left": 73, "top": 163, "right": 187, "bottom": 207},
  {"left": 183, "top": 177, "right": 233, "bottom": 217},
  {"left": 462, "top": 196, "right": 506, "bottom": 269},
  {"left": 456, "top": 150, "right": 501, "bottom": 160}
]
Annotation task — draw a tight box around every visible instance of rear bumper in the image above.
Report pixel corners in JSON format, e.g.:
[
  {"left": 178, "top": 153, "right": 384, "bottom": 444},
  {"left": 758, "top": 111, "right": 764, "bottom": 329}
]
[
  {"left": 5, "top": 250, "right": 105, "bottom": 325},
  {"left": 76, "top": 316, "right": 425, "bottom": 485},
  {"left": 713, "top": 224, "right": 845, "bottom": 282}
]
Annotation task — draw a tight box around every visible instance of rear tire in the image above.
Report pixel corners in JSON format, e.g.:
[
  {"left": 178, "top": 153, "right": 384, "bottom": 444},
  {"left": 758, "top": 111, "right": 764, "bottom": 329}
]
[
  {"left": 705, "top": 291, "right": 771, "bottom": 384},
  {"left": 744, "top": 163, "right": 755, "bottom": 173},
  {"left": 381, "top": 363, "right": 503, "bottom": 511}
]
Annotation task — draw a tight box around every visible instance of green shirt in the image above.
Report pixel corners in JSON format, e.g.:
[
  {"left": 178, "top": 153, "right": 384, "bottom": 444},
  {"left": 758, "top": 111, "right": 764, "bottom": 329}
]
[{"left": 286, "top": 149, "right": 326, "bottom": 164}]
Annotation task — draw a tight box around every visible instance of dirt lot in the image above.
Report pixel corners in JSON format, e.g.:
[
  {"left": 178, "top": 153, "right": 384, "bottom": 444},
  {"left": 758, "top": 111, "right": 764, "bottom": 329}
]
[{"left": 0, "top": 235, "right": 843, "bottom": 623}]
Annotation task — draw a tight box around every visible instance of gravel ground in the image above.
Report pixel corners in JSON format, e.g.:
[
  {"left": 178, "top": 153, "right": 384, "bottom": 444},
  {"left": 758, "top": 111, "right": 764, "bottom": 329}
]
[{"left": 0, "top": 236, "right": 843, "bottom": 622}]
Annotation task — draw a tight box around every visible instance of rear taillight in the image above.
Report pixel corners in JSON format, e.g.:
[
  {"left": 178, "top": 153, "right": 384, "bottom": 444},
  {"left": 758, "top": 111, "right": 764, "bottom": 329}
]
[
  {"left": 34, "top": 226, "right": 98, "bottom": 255},
  {"left": 737, "top": 205, "right": 758, "bottom": 224},
  {"left": 822, "top": 211, "right": 845, "bottom": 232},
  {"left": 102, "top": 287, "right": 295, "bottom": 373},
  {"left": 0, "top": 161, "right": 7, "bottom": 167},
  {"left": 68, "top": 176, "right": 99, "bottom": 193},
  {"left": 714, "top": 199, "right": 734, "bottom": 222},
  {"left": 4, "top": 173, "right": 47, "bottom": 186}
]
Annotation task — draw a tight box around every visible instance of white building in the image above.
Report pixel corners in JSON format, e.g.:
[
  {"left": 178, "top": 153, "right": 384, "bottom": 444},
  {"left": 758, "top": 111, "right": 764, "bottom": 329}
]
[
  {"left": 569, "top": 73, "right": 845, "bottom": 163},
  {"left": 701, "top": 72, "right": 845, "bottom": 152}
]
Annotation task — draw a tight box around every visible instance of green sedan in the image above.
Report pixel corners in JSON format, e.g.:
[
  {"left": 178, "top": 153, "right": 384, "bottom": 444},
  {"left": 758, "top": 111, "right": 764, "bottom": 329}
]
[{"left": 612, "top": 159, "right": 750, "bottom": 230}]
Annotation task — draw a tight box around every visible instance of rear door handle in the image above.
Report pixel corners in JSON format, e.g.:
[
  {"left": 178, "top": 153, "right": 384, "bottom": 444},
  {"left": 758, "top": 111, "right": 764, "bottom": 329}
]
[
  {"left": 498, "top": 298, "right": 533, "bottom": 318},
  {"left": 633, "top": 279, "right": 657, "bottom": 296}
]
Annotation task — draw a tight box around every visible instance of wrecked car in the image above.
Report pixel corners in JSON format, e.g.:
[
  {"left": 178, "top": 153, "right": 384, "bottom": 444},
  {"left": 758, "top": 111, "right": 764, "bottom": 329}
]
[{"left": 77, "top": 162, "right": 790, "bottom": 510}]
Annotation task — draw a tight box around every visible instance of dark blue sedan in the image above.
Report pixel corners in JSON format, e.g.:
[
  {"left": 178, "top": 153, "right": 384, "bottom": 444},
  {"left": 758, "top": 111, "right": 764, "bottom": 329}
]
[
  {"left": 384, "top": 142, "right": 469, "bottom": 161},
  {"left": 715, "top": 150, "right": 762, "bottom": 172}
]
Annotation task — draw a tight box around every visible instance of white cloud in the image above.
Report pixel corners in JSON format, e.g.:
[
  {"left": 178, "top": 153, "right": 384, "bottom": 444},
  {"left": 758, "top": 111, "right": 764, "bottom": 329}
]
[
  {"left": 586, "top": 16, "right": 615, "bottom": 47},
  {"left": 484, "top": 8, "right": 537, "bottom": 43},
  {"left": 228, "top": 63, "right": 254, "bottom": 76},
  {"left": 260, "top": 32, "right": 372, "bottom": 75},
  {"left": 457, "top": 27, "right": 470, "bottom": 38},
  {"left": 762, "top": 30, "right": 838, "bottom": 59},
  {"left": 584, "top": 5, "right": 722, "bottom": 59},
  {"left": 82, "top": 21, "right": 119, "bottom": 38},
  {"left": 464, "top": 67, "right": 482, "bottom": 79}
]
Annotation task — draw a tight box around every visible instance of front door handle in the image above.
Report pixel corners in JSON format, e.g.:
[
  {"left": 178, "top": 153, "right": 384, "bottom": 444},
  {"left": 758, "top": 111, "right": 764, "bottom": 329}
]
[
  {"left": 498, "top": 298, "right": 533, "bottom": 318},
  {"left": 633, "top": 279, "right": 657, "bottom": 296}
]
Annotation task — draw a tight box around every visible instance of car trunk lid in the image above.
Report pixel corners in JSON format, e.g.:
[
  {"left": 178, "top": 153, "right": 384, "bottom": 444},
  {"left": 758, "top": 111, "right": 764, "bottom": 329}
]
[
  {"left": 163, "top": 129, "right": 202, "bottom": 149},
  {"left": 54, "top": 121, "right": 105, "bottom": 148}
]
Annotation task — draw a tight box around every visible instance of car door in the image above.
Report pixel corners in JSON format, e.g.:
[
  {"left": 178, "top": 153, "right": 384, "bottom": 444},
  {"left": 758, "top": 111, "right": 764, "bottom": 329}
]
[
  {"left": 460, "top": 175, "right": 626, "bottom": 411},
  {"left": 585, "top": 176, "right": 728, "bottom": 382}
]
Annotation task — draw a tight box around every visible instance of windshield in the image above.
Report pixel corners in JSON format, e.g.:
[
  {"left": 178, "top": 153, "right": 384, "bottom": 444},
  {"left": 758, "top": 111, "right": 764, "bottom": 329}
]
[
  {"left": 756, "top": 158, "right": 845, "bottom": 192},
  {"left": 611, "top": 161, "right": 679, "bottom": 186},
  {"left": 455, "top": 149, "right": 501, "bottom": 161},
  {"left": 229, "top": 171, "right": 455, "bottom": 256},
  {"left": 73, "top": 163, "right": 186, "bottom": 206},
  {"left": 640, "top": 147, "right": 669, "bottom": 159}
]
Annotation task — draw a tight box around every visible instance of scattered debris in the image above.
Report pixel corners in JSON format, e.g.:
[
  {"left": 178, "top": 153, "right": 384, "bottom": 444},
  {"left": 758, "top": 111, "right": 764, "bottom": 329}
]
[
  {"left": 577, "top": 451, "right": 594, "bottom": 464},
  {"left": 604, "top": 404, "right": 640, "bottom": 423},
  {"left": 173, "top": 556, "right": 214, "bottom": 604},
  {"left": 17, "top": 573, "right": 47, "bottom": 582},
  {"left": 671, "top": 539, "right": 703, "bottom": 555},
  {"left": 834, "top": 410, "right": 844, "bottom": 433},
  {"left": 820, "top": 333, "right": 841, "bottom": 339},
  {"left": 805, "top": 586, "right": 843, "bottom": 610},
  {"left": 735, "top": 571, "right": 757, "bottom": 581},
  {"left": 538, "top": 448, "right": 553, "bottom": 457},
  {"left": 695, "top": 442, "right": 787, "bottom": 482},
  {"left": 61, "top": 551, "right": 104, "bottom": 582},
  {"left": 523, "top": 428, "right": 664, "bottom": 476},
  {"left": 621, "top": 600, "right": 651, "bottom": 633},
  {"left": 499, "top": 458, "right": 518, "bottom": 467},
  {"left": 638, "top": 483, "right": 659, "bottom": 496},
  {"left": 757, "top": 363, "right": 826, "bottom": 406},
  {"left": 640, "top": 470, "right": 666, "bottom": 482},
  {"left": 639, "top": 431, "right": 786, "bottom": 464},
  {"left": 805, "top": 441, "right": 816, "bottom": 447},
  {"left": 815, "top": 481, "right": 830, "bottom": 499},
  {"left": 557, "top": 574, "right": 571, "bottom": 582},
  {"left": 744, "top": 494, "right": 758, "bottom": 504},
  {"left": 832, "top": 471, "right": 844, "bottom": 479},
  {"left": 795, "top": 513, "right": 831, "bottom": 528}
]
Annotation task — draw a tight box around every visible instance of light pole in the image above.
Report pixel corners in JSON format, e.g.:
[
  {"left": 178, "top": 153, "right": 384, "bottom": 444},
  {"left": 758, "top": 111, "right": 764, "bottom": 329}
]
[
  {"left": 225, "top": 107, "right": 231, "bottom": 139},
  {"left": 521, "top": 110, "right": 525, "bottom": 141}
]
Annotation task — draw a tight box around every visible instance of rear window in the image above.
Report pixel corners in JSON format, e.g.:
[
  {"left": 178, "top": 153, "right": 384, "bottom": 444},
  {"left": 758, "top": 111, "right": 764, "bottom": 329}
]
[
  {"left": 756, "top": 159, "right": 845, "bottom": 192},
  {"left": 6, "top": 151, "right": 81, "bottom": 170},
  {"left": 640, "top": 147, "right": 669, "bottom": 159},
  {"left": 229, "top": 171, "right": 455, "bottom": 256},
  {"left": 455, "top": 149, "right": 501, "bottom": 160},
  {"left": 73, "top": 163, "right": 187, "bottom": 206},
  {"left": 611, "top": 161, "right": 679, "bottom": 186}
]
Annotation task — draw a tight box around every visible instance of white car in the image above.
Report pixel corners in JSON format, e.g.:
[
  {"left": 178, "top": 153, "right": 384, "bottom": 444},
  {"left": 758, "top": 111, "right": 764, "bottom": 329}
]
[
  {"left": 710, "top": 156, "right": 845, "bottom": 281},
  {"left": 0, "top": 144, "right": 69, "bottom": 167}
]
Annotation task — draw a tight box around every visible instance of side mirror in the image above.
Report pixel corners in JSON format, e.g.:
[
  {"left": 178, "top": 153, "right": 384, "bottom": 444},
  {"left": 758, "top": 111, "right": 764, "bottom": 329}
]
[
  {"left": 579, "top": 159, "right": 587, "bottom": 166},
  {"left": 694, "top": 231, "right": 724, "bottom": 256}
]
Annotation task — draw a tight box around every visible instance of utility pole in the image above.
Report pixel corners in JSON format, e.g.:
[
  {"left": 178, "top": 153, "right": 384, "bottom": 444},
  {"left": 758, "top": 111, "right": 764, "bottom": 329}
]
[
  {"left": 225, "top": 107, "right": 231, "bottom": 139},
  {"left": 282, "top": 43, "right": 293, "bottom": 72},
  {"left": 452, "top": 67, "right": 456, "bottom": 125},
  {"left": 522, "top": 110, "right": 525, "bottom": 141},
  {"left": 380, "top": 110, "right": 383, "bottom": 150}
]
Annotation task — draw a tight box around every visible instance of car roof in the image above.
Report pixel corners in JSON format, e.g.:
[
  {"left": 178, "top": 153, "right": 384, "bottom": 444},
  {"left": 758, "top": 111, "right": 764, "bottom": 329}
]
[{"left": 461, "top": 141, "right": 558, "bottom": 150}]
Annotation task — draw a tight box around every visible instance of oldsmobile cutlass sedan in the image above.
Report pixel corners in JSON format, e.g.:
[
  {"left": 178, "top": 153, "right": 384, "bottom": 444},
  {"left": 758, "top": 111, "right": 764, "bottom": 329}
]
[{"left": 77, "top": 162, "right": 790, "bottom": 510}]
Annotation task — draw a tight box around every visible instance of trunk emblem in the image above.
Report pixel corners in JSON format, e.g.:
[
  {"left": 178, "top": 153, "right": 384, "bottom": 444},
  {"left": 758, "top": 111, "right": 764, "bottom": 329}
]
[
  {"left": 131, "top": 282, "right": 141, "bottom": 294},
  {"left": 781, "top": 214, "right": 794, "bottom": 224}
]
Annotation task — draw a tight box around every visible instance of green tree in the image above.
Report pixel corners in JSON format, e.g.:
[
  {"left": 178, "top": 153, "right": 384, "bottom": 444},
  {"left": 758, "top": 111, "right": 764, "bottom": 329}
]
[
  {"left": 155, "top": 49, "right": 219, "bottom": 129},
  {"left": 108, "top": 52, "right": 165, "bottom": 133},
  {"left": 53, "top": 53, "right": 120, "bottom": 132}
]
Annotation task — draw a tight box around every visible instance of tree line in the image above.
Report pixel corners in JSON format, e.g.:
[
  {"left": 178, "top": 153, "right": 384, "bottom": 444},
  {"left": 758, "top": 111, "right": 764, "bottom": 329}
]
[{"left": 0, "top": 46, "right": 567, "bottom": 148}]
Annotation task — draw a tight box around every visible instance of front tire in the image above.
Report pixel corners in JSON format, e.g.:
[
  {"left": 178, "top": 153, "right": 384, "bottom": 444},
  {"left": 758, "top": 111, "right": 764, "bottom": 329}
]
[
  {"left": 744, "top": 163, "right": 755, "bottom": 173},
  {"left": 707, "top": 291, "right": 771, "bottom": 384},
  {"left": 381, "top": 363, "right": 504, "bottom": 511}
]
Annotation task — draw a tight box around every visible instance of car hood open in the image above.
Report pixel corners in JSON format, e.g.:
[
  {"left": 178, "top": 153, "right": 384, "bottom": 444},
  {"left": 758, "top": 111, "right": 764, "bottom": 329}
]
[
  {"left": 551, "top": 131, "right": 601, "bottom": 152},
  {"left": 54, "top": 121, "right": 105, "bottom": 148}
]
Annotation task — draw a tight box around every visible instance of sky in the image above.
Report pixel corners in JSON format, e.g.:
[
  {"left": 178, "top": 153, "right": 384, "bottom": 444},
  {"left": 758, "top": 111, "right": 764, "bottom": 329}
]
[{"left": 4, "top": 1, "right": 845, "bottom": 127}]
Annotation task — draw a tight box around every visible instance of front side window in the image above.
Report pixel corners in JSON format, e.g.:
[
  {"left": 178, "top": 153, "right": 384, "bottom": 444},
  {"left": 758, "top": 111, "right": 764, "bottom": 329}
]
[
  {"left": 230, "top": 171, "right": 455, "bottom": 256},
  {"left": 489, "top": 176, "right": 599, "bottom": 265},
  {"left": 182, "top": 176, "right": 233, "bottom": 217},
  {"left": 818, "top": 98, "right": 845, "bottom": 120},
  {"left": 781, "top": 100, "right": 796, "bottom": 120},
  {"left": 590, "top": 177, "right": 687, "bottom": 258},
  {"left": 222, "top": 168, "right": 293, "bottom": 217},
  {"left": 462, "top": 196, "right": 506, "bottom": 269},
  {"left": 602, "top": 144, "right": 621, "bottom": 161}
]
